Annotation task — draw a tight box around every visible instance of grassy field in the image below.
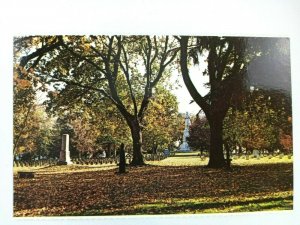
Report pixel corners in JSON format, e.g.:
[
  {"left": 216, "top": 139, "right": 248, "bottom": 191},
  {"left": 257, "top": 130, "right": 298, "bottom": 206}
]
[
  {"left": 149, "top": 153, "right": 293, "bottom": 166},
  {"left": 13, "top": 153, "right": 293, "bottom": 217}
]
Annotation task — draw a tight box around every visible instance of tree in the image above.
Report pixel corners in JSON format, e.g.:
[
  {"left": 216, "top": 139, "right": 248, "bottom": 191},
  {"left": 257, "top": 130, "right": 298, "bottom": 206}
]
[
  {"left": 13, "top": 55, "right": 35, "bottom": 155},
  {"left": 178, "top": 36, "right": 248, "bottom": 168},
  {"left": 15, "top": 35, "right": 179, "bottom": 165},
  {"left": 67, "top": 99, "right": 131, "bottom": 158},
  {"left": 224, "top": 88, "right": 292, "bottom": 155},
  {"left": 70, "top": 110, "right": 102, "bottom": 155},
  {"left": 14, "top": 103, "right": 54, "bottom": 159},
  {"left": 142, "top": 85, "right": 181, "bottom": 152},
  {"left": 224, "top": 97, "right": 277, "bottom": 154},
  {"left": 178, "top": 36, "right": 291, "bottom": 168},
  {"left": 13, "top": 58, "right": 55, "bottom": 158},
  {"left": 13, "top": 37, "right": 61, "bottom": 158},
  {"left": 187, "top": 115, "right": 210, "bottom": 154}
]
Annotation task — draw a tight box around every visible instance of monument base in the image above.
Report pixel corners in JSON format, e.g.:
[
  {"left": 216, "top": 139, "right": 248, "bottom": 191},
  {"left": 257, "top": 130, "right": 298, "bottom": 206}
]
[
  {"left": 178, "top": 142, "right": 191, "bottom": 152},
  {"left": 177, "top": 150, "right": 191, "bottom": 152},
  {"left": 57, "top": 161, "right": 73, "bottom": 165}
]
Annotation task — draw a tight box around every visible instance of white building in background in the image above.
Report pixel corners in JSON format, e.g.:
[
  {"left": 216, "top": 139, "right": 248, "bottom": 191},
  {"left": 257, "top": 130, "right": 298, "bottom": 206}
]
[{"left": 179, "top": 112, "right": 191, "bottom": 152}]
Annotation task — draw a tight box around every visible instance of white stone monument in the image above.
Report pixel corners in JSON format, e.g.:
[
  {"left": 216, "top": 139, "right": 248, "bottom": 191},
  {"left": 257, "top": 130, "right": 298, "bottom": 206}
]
[
  {"left": 58, "top": 134, "right": 73, "bottom": 165},
  {"left": 179, "top": 112, "right": 191, "bottom": 152}
]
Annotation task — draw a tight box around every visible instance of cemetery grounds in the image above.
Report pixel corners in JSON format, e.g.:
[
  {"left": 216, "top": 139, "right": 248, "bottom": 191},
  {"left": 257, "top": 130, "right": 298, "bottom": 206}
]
[{"left": 13, "top": 152, "right": 293, "bottom": 216}]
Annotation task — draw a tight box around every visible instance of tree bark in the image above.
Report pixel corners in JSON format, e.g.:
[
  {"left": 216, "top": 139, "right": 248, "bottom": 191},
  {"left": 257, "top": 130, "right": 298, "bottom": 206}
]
[
  {"left": 179, "top": 36, "right": 227, "bottom": 168},
  {"left": 129, "top": 119, "right": 145, "bottom": 166},
  {"left": 207, "top": 118, "right": 226, "bottom": 168}
]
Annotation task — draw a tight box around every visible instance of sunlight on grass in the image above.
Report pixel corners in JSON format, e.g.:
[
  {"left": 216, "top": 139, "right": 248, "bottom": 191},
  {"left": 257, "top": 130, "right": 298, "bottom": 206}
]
[
  {"left": 148, "top": 153, "right": 292, "bottom": 167},
  {"left": 132, "top": 191, "right": 293, "bottom": 214},
  {"left": 231, "top": 155, "right": 293, "bottom": 166},
  {"left": 148, "top": 156, "right": 209, "bottom": 166},
  {"left": 62, "top": 191, "right": 292, "bottom": 216}
]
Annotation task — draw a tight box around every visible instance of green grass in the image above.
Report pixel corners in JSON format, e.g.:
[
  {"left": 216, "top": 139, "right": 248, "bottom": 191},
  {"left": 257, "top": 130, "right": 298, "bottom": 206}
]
[
  {"left": 62, "top": 191, "right": 293, "bottom": 216},
  {"left": 148, "top": 152, "right": 293, "bottom": 167},
  {"left": 172, "top": 152, "right": 201, "bottom": 156}
]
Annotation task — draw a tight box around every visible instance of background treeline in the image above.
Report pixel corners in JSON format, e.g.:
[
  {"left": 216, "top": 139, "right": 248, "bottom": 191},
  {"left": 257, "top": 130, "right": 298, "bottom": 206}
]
[{"left": 188, "top": 88, "right": 292, "bottom": 155}]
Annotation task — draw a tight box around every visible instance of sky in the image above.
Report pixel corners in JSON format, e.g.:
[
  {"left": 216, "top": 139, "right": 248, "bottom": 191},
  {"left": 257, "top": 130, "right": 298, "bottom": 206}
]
[{"left": 170, "top": 59, "right": 209, "bottom": 115}]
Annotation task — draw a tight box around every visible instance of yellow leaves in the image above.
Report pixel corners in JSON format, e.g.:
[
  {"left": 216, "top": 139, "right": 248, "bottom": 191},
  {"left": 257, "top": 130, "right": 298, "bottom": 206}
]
[
  {"left": 83, "top": 43, "right": 91, "bottom": 52},
  {"left": 32, "top": 37, "right": 42, "bottom": 46},
  {"left": 58, "top": 65, "right": 68, "bottom": 75},
  {"left": 151, "top": 101, "right": 163, "bottom": 111},
  {"left": 18, "top": 146, "right": 26, "bottom": 152},
  {"left": 76, "top": 36, "right": 92, "bottom": 53},
  {"left": 21, "top": 133, "right": 29, "bottom": 139}
]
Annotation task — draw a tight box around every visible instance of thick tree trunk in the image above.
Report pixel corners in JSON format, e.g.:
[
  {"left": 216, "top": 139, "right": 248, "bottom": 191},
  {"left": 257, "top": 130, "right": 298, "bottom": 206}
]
[
  {"left": 207, "top": 118, "right": 226, "bottom": 168},
  {"left": 129, "top": 119, "right": 145, "bottom": 166}
]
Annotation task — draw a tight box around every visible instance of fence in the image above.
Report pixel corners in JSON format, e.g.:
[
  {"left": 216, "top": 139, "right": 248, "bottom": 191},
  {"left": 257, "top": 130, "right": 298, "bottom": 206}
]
[
  {"left": 72, "top": 157, "right": 118, "bottom": 165},
  {"left": 144, "top": 153, "right": 167, "bottom": 161},
  {"left": 13, "top": 153, "right": 168, "bottom": 167},
  {"left": 13, "top": 159, "right": 57, "bottom": 167}
]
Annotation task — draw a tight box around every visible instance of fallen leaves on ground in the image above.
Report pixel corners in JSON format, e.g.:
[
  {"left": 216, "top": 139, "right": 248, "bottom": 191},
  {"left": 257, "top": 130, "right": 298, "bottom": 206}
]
[{"left": 14, "top": 163, "right": 293, "bottom": 216}]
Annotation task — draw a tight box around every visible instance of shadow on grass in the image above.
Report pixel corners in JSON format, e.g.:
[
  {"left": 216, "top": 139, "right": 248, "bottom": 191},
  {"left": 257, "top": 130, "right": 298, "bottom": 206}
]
[{"left": 63, "top": 195, "right": 293, "bottom": 216}]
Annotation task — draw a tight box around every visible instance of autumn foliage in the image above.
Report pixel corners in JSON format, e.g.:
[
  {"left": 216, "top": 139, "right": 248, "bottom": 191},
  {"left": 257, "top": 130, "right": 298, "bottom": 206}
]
[{"left": 14, "top": 161, "right": 292, "bottom": 216}]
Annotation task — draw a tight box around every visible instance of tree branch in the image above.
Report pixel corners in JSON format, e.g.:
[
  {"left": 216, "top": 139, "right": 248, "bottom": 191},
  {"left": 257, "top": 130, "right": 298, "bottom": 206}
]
[
  {"left": 119, "top": 44, "right": 138, "bottom": 116},
  {"left": 217, "top": 42, "right": 233, "bottom": 81},
  {"left": 47, "top": 73, "right": 115, "bottom": 105},
  {"left": 20, "top": 37, "right": 62, "bottom": 68},
  {"left": 179, "top": 36, "right": 211, "bottom": 117},
  {"left": 59, "top": 37, "right": 107, "bottom": 75}
]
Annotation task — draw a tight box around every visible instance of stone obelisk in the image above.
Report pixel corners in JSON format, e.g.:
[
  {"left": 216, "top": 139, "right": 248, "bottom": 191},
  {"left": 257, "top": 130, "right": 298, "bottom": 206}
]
[
  {"left": 58, "top": 134, "right": 72, "bottom": 165},
  {"left": 179, "top": 112, "right": 191, "bottom": 152}
]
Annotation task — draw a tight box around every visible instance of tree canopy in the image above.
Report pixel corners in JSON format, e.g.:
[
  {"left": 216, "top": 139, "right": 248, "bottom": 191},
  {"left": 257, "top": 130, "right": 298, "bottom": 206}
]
[
  {"left": 14, "top": 35, "right": 180, "bottom": 164},
  {"left": 14, "top": 35, "right": 292, "bottom": 168},
  {"left": 178, "top": 36, "right": 291, "bottom": 168}
]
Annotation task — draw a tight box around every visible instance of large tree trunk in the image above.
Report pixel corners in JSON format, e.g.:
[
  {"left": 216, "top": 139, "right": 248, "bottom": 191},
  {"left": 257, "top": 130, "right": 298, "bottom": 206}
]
[
  {"left": 129, "top": 119, "right": 145, "bottom": 166},
  {"left": 207, "top": 118, "right": 226, "bottom": 168}
]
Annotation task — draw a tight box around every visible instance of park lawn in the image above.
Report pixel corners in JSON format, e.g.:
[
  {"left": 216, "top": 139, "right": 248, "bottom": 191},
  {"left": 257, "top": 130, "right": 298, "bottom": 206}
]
[
  {"left": 148, "top": 154, "right": 293, "bottom": 167},
  {"left": 14, "top": 156, "right": 293, "bottom": 217}
]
